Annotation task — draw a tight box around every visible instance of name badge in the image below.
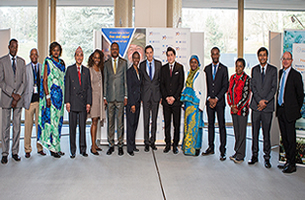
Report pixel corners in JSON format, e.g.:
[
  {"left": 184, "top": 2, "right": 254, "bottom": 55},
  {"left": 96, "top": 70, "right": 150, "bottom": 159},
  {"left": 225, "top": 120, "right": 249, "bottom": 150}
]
[{"left": 34, "top": 85, "right": 38, "bottom": 94}]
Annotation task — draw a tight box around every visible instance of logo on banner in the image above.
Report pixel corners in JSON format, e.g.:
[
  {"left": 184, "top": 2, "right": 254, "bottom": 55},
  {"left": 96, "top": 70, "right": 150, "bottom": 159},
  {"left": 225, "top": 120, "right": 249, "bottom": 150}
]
[{"left": 102, "top": 28, "right": 135, "bottom": 57}]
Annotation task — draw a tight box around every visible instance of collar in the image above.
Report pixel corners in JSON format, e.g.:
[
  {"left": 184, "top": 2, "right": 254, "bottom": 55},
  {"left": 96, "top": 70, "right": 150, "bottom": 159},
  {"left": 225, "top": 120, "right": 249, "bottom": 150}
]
[
  {"left": 9, "top": 54, "right": 16, "bottom": 60},
  {"left": 283, "top": 66, "right": 292, "bottom": 74},
  {"left": 169, "top": 61, "right": 175, "bottom": 67},
  {"left": 112, "top": 57, "right": 119, "bottom": 62},
  {"left": 212, "top": 62, "right": 219, "bottom": 67},
  {"left": 146, "top": 59, "right": 154, "bottom": 65},
  {"left": 260, "top": 63, "right": 268, "bottom": 71}
]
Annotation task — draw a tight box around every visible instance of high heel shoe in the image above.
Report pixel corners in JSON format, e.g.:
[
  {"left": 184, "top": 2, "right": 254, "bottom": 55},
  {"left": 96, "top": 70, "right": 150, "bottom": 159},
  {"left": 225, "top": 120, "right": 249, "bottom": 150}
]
[
  {"left": 96, "top": 147, "right": 102, "bottom": 151},
  {"left": 90, "top": 149, "right": 99, "bottom": 156},
  {"left": 50, "top": 151, "right": 61, "bottom": 158},
  {"left": 58, "top": 151, "right": 65, "bottom": 156}
]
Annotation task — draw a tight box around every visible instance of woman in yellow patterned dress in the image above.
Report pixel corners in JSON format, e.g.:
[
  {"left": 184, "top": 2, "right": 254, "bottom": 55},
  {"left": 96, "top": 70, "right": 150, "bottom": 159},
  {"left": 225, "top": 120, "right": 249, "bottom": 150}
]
[{"left": 181, "top": 55, "right": 207, "bottom": 156}]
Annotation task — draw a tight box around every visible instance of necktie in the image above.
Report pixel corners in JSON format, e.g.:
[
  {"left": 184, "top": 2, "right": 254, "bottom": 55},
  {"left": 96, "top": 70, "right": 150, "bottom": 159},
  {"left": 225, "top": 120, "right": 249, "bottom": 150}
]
[
  {"left": 113, "top": 59, "right": 117, "bottom": 74},
  {"left": 78, "top": 66, "right": 81, "bottom": 86},
  {"left": 261, "top": 67, "right": 265, "bottom": 83},
  {"left": 278, "top": 70, "right": 286, "bottom": 106},
  {"left": 149, "top": 62, "right": 152, "bottom": 80},
  {"left": 12, "top": 57, "right": 16, "bottom": 75},
  {"left": 213, "top": 64, "right": 217, "bottom": 80},
  {"left": 170, "top": 64, "right": 173, "bottom": 77}
]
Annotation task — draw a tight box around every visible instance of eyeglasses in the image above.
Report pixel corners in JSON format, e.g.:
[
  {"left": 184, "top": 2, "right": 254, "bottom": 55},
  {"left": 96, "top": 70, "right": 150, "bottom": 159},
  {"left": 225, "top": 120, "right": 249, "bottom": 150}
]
[{"left": 281, "top": 58, "right": 292, "bottom": 61}]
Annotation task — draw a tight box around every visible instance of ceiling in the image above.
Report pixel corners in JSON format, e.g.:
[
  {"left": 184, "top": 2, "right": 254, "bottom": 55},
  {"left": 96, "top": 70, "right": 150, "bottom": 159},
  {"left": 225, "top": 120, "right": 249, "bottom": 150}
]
[{"left": 0, "top": 0, "right": 305, "bottom": 11}]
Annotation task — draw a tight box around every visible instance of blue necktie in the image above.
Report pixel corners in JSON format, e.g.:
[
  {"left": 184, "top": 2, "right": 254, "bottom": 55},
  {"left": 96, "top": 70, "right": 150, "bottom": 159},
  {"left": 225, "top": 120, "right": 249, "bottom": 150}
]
[
  {"left": 149, "top": 62, "right": 152, "bottom": 80},
  {"left": 213, "top": 64, "right": 217, "bottom": 80},
  {"left": 278, "top": 70, "right": 286, "bottom": 106}
]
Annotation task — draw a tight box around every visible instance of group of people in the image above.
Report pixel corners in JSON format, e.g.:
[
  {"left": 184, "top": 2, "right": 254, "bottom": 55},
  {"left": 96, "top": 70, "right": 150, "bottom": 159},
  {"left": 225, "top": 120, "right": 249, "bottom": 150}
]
[{"left": 0, "top": 39, "right": 303, "bottom": 174}]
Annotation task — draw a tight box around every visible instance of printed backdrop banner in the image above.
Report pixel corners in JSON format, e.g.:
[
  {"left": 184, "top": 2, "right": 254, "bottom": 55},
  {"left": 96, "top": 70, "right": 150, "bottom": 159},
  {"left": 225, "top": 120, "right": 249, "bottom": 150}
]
[
  {"left": 99, "top": 28, "right": 191, "bottom": 144},
  {"left": 281, "top": 30, "right": 305, "bottom": 165}
]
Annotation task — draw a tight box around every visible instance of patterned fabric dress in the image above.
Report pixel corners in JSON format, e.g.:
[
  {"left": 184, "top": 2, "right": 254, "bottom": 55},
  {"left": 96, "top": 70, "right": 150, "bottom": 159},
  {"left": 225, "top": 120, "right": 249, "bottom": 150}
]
[
  {"left": 180, "top": 68, "right": 204, "bottom": 156},
  {"left": 38, "top": 57, "right": 65, "bottom": 153}
]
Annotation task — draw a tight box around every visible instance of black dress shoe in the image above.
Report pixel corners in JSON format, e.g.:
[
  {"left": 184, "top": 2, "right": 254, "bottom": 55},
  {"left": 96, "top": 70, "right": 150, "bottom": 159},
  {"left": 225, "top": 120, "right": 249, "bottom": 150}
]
[
  {"left": 201, "top": 147, "right": 214, "bottom": 156},
  {"left": 12, "top": 154, "right": 21, "bottom": 161},
  {"left": 265, "top": 159, "right": 272, "bottom": 168},
  {"left": 151, "top": 144, "right": 158, "bottom": 151},
  {"left": 25, "top": 153, "right": 31, "bottom": 158},
  {"left": 248, "top": 156, "right": 258, "bottom": 165},
  {"left": 50, "top": 151, "right": 61, "bottom": 158},
  {"left": 220, "top": 154, "right": 226, "bottom": 161},
  {"left": 163, "top": 146, "right": 170, "bottom": 153},
  {"left": 127, "top": 151, "right": 134, "bottom": 156},
  {"left": 173, "top": 146, "right": 179, "bottom": 154},
  {"left": 283, "top": 164, "right": 296, "bottom": 173},
  {"left": 277, "top": 162, "right": 289, "bottom": 169},
  {"left": 1, "top": 156, "right": 8, "bottom": 164},
  {"left": 106, "top": 147, "right": 114, "bottom": 155},
  {"left": 90, "top": 149, "right": 99, "bottom": 156},
  {"left": 133, "top": 148, "right": 139, "bottom": 152},
  {"left": 70, "top": 154, "right": 76, "bottom": 159},
  {"left": 144, "top": 145, "right": 150, "bottom": 152},
  {"left": 81, "top": 152, "right": 88, "bottom": 157},
  {"left": 118, "top": 147, "right": 124, "bottom": 156},
  {"left": 38, "top": 151, "right": 46, "bottom": 156}
]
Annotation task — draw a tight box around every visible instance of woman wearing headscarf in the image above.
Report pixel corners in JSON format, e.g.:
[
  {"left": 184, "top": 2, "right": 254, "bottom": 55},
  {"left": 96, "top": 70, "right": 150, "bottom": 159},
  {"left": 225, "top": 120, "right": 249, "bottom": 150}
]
[{"left": 181, "top": 55, "right": 207, "bottom": 156}]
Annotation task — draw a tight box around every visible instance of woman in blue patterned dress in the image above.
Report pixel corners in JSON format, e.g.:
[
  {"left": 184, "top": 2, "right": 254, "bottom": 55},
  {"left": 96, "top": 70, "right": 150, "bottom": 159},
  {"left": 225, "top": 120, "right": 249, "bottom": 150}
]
[
  {"left": 38, "top": 42, "right": 66, "bottom": 158},
  {"left": 181, "top": 55, "right": 207, "bottom": 156}
]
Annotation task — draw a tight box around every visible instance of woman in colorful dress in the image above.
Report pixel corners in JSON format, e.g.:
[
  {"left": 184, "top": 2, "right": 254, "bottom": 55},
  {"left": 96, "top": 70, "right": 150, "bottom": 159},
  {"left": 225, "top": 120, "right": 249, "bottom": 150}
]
[
  {"left": 38, "top": 42, "right": 66, "bottom": 158},
  {"left": 181, "top": 55, "right": 207, "bottom": 156},
  {"left": 227, "top": 58, "right": 251, "bottom": 163},
  {"left": 87, "top": 49, "right": 106, "bottom": 155}
]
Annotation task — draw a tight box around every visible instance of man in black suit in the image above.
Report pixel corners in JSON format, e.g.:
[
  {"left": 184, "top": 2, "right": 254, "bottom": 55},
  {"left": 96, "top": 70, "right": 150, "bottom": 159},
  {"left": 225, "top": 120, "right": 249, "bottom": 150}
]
[
  {"left": 276, "top": 51, "right": 304, "bottom": 174},
  {"left": 248, "top": 47, "right": 277, "bottom": 168},
  {"left": 160, "top": 47, "right": 184, "bottom": 154},
  {"left": 139, "top": 45, "right": 162, "bottom": 152},
  {"left": 202, "top": 47, "right": 228, "bottom": 161},
  {"left": 65, "top": 46, "right": 92, "bottom": 158},
  {"left": 127, "top": 52, "right": 142, "bottom": 156}
]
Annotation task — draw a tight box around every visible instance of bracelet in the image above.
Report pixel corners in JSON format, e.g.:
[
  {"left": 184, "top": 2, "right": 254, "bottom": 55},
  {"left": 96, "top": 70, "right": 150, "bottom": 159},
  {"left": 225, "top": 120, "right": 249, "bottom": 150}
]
[{"left": 46, "top": 94, "right": 51, "bottom": 99}]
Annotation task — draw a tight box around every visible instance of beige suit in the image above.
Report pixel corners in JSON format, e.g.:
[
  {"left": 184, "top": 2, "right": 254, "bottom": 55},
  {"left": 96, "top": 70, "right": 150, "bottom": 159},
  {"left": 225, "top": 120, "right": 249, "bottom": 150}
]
[{"left": 0, "top": 54, "right": 26, "bottom": 156}]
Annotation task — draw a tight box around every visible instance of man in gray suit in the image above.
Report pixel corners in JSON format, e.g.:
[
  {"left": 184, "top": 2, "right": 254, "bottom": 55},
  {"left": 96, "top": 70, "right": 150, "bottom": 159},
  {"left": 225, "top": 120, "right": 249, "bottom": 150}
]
[
  {"left": 23, "top": 48, "right": 46, "bottom": 158},
  {"left": 0, "top": 39, "right": 26, "bottom": 164},
  {"left": 104, "top": 42, "right": 128, "bottom": 156},
  {"left": 139, "top": 45, "right": 162, "bottom": 152},
  {"left": 248, "top": 47, "right": 277, "bottom": 168}
]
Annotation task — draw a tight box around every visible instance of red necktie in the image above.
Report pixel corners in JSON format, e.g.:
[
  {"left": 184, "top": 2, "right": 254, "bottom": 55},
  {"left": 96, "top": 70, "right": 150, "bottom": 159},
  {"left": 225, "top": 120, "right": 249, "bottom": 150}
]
[
  {"left": 170, "top": 64, "right": 173, "bottom": 77},
  {"left": 78, "top": 66, "right": 81, "bottom": 86}
]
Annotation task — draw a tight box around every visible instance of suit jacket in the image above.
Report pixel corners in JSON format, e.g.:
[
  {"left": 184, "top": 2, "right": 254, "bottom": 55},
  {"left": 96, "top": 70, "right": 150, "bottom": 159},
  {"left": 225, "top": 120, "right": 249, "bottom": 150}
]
[
  {"left": 140, "top": 59, "right": 162, "bottom": 103},
  {"left": 204, "top": 62, "right": 228, "bottom": 107},
  {"left": 0, "top": 54, "right": 26, "bottom": 108},
  {"left": 250, "top": 64, "right": 277, "bottom": 112},
  {"left": 65, "top": 64, "right": 92, "bottom": 112},
  {"left": 127, "top": 66, "right": 142, "bottom": 106},
  {"left": 160, "top": 62, "right": 184, "bottom": 107},
  {"left": 104, "top": 57, "right": 128, "bottom": 102},
  {"left": 24, "top": 62, "right": 42, "bottom": 109},
  {"left": 276, "top": 67, "right": 304, "bottom": 122}
]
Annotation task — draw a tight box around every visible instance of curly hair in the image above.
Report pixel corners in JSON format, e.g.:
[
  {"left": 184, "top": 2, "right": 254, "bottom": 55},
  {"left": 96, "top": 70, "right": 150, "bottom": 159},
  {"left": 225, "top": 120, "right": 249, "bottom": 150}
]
[
  {"left": 49, "top": 41, "right": 62, "bottom": 57},
  {"left": 88, "top": 49, "right": 104, "bottom": 71}
]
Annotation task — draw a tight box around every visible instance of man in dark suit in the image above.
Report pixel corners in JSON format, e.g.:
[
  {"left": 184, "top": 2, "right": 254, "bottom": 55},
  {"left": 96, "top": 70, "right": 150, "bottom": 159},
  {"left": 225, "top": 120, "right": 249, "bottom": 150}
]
[
  {"left": 104, "top": 42, "right": 128, "bottom": 156},
  {"left": 65, "top": 46, "right": 92, "bottom": 158},
  {"left": 24, "top": 48, "right": 46, "bottom": 158},
  {"left": 248, "top": 47, "right": 277, "bottom": 168},
  {"left": 0, "top": 39, "right": 26, "bottom": 164},
  {"left": 139, "top": 45, "right": 162, "bottom": 152},
  {"left": 160, "top": 47, "right": 184, "bottom": 154},
  {"left": 202, "top": 47, "right": 228, "bottom": 161},
  {"left": 276, "top": 51, "right": 304, "bottom": 174},
  {"left": 127, "top": 52, "right": 142, "bottom": 156}
]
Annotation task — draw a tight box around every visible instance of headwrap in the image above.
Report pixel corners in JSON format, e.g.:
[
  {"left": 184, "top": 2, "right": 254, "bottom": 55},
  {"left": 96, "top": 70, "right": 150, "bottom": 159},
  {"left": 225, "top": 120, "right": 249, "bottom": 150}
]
[
  {"left": 189, "top": 55, "right": 201, "bottom": 67},
  {"left": 75, "top": 46, "right": 83, "bottom": 54}
]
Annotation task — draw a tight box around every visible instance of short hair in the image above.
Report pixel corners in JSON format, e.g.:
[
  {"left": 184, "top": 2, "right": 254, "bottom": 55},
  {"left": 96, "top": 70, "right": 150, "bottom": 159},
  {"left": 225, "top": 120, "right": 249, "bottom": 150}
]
[
  {"left": 132, "top": 51, "right": 140, "bottom": 59},
  {"left": 9, "top": 38, "right": 18, "bottom": 46},
  {"left": 235, "top": 58, "right": 246, "bottom": 68},
  {"left": 145, "top": 45, "right": 154, "bottom": 53},
  {"left": 166, "top": 47, "right": 176, "bottom": 56},
  {"left": 29, "top": 48, "right": 39, "bottom": 56},
  {"left": 257, "top": 47, "right": 268, "bottom": 57},
  {"left": 49, "top": 41, "right": 62, "bottom": 57},
  {"left": 211, "top": 47, "right": 220, "bottom": 53},
  {"left": 111, "top": 42, "right": 119, "bottom": 49}
]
